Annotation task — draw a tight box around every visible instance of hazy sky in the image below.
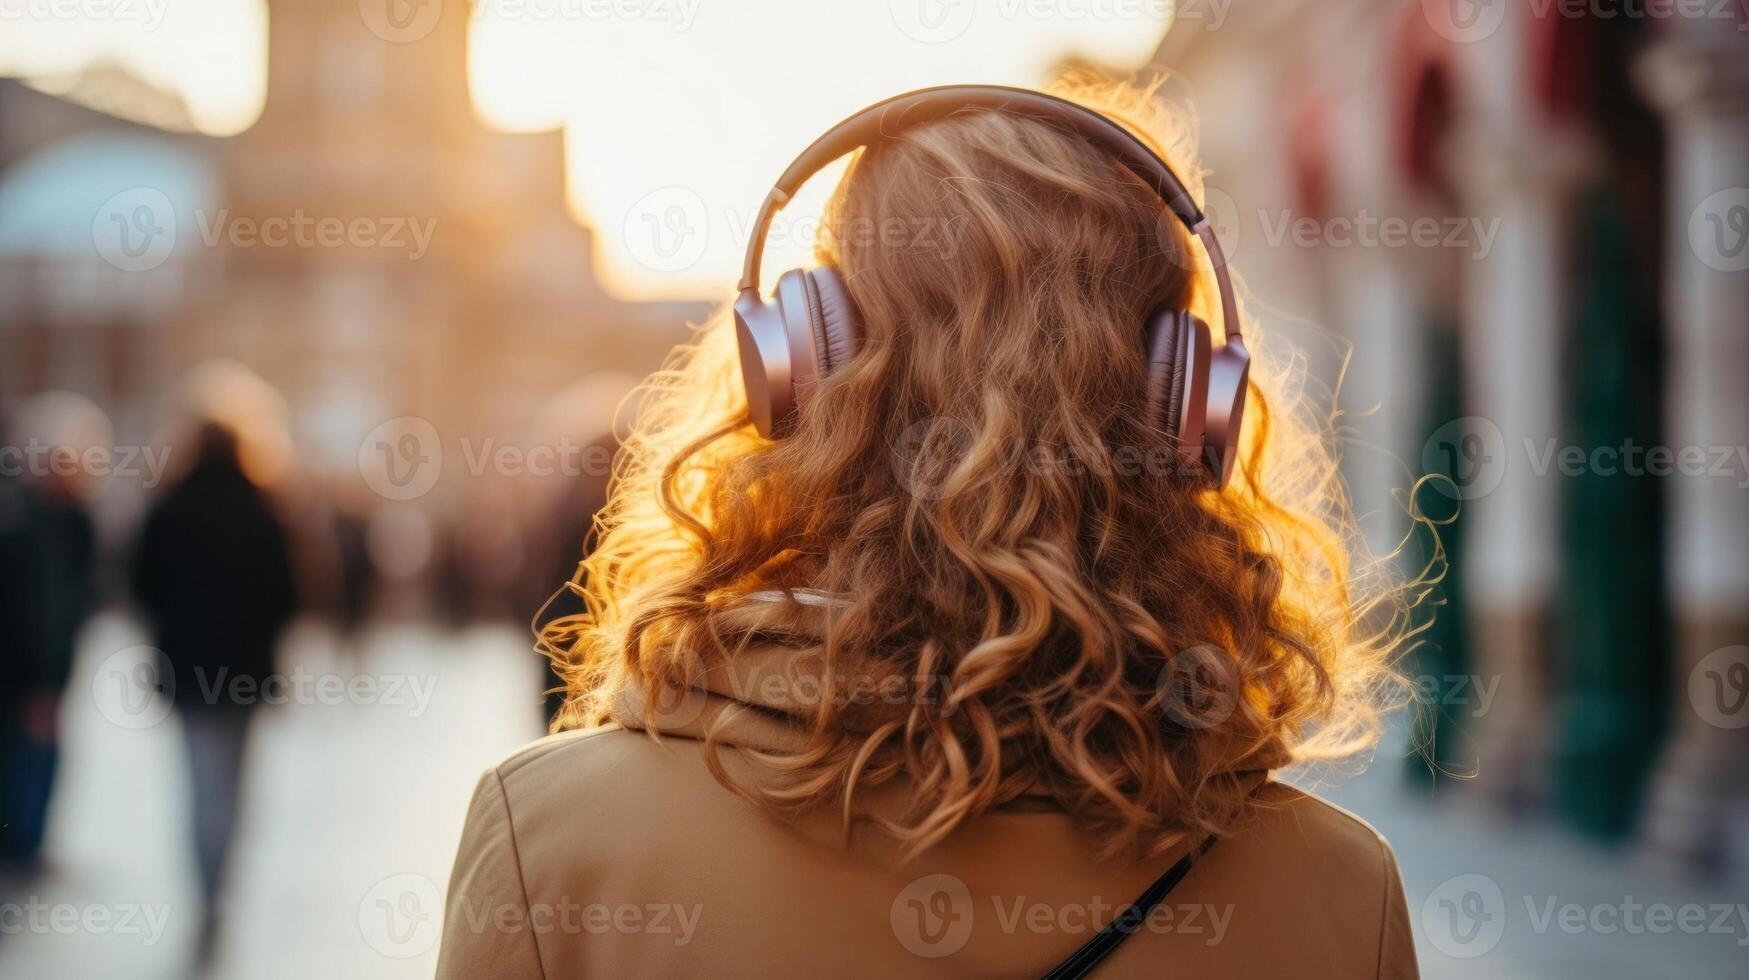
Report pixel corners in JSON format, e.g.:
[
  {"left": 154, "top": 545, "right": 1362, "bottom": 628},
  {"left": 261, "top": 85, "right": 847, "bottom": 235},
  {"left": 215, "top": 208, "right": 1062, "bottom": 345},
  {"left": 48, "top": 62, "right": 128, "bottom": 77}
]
[{"left": 0, "top": 0, "right": 1178, "bottom": 299}]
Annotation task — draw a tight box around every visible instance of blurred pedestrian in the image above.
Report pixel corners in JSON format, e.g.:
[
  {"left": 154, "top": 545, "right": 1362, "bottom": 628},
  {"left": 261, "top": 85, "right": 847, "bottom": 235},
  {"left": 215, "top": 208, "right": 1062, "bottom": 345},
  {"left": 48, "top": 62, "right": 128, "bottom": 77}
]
[
  {"left": 0, "top": 395, "right": 101, "bottom": 879},
  {"left": 0, "top": 454, "right": 50, "bottom": 881},
  {"left": 131, "top": 420, "right": 298, "bottom": 967}
]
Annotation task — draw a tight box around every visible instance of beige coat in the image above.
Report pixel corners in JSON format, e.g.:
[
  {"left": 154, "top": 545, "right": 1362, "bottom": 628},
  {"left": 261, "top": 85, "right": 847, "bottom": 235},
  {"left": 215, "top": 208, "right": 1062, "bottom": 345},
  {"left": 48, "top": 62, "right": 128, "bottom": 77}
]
[{"left": 436, "top": 646, "right": 1419, "bottom": 978}]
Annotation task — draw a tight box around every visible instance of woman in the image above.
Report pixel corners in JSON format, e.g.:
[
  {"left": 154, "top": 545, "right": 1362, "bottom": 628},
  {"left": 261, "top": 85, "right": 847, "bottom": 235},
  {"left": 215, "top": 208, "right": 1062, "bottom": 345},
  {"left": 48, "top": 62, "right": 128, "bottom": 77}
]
[{"left": 437, "top": 81, "right": 1419, "bottom": 978}]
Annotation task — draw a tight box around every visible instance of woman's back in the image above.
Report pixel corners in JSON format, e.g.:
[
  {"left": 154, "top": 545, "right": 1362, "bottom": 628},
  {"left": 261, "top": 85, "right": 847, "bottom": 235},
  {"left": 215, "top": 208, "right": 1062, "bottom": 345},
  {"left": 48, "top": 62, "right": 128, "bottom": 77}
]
[
  {"left": 438, "top": 663, "right": 1415, "bottom": 978},
  {"left": 439, "top": 81, "right": 1423, "bottom": 978}
]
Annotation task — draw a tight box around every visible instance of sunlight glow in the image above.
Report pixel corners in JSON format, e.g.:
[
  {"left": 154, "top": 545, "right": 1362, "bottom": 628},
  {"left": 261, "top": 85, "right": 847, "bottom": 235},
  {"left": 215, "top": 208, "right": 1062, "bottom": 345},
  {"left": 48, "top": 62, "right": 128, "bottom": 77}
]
[
  {"left": 0, "top": 0, "right": 267, "bottom": 135},
  {"left": 2, "top": 0, "right": 1175, "bottom": 299},
  {"left": 470, "top": 0, "right": 1174, "bottom": 299}
]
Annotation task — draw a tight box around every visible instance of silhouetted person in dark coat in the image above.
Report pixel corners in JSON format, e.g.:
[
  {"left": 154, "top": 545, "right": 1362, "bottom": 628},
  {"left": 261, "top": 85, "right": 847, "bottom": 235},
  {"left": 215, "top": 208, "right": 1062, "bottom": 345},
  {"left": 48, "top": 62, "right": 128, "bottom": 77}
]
[
  {"left": 0, "top": 464, "right": 50, "bottom": 876},
  {"left": 131, "top": 421, "right": 298, "bottom": 966},
  {"left": 0, "top": 470, "right": 95, "bottom": 874},
  {"left": 0, "top": 404, "right": 97, "bottom": 877}
]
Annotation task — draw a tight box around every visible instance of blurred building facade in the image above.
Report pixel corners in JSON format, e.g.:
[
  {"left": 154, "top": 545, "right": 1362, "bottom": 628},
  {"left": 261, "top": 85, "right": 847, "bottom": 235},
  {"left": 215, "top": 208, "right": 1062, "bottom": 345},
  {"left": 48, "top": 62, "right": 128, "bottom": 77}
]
[
  {"left": 1154, "top": 0, "right": 1748, "bottom": 873},
  {"left": 0, "top": 0, "right": 703, "bottom": 523}
]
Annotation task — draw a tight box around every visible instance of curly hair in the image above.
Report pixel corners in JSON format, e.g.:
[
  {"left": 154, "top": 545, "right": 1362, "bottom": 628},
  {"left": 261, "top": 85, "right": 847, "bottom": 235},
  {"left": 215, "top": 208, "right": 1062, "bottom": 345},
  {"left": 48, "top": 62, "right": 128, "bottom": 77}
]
[{"left": 542, "top": 79, "right": 1416, "bottom": 863}]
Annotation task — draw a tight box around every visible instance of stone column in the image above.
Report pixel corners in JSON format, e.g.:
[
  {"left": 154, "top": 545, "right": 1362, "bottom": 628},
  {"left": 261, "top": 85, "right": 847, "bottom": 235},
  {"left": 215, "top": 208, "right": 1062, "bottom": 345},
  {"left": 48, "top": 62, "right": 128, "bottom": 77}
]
[
  {"left": 1451, "top": 124, "right": 1580, "bottom": 812},
  {"left": 1635, "top": 22, "right": 1749, "bottom": 872},
  {"left": 1439, "top": 0, "right": 1604, "bottom": 806}
]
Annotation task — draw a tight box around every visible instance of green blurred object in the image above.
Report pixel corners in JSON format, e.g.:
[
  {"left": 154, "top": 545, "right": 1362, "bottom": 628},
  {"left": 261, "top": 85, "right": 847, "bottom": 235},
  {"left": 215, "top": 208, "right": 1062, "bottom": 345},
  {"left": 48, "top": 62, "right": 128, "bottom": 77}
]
[
  {"left": 1551, "top": 188, "right": 1669, "bottom": 840},
  {"left": 1404, "top": 312, "right": 1476, "bottom": 791}
]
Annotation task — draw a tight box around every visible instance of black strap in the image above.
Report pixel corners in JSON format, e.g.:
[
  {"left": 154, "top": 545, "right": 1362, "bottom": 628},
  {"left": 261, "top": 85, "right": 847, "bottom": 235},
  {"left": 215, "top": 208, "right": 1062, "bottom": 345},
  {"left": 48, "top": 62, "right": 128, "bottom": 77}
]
[{"left": 1040, "top": 837, "right": 1216, "bottom": 980}]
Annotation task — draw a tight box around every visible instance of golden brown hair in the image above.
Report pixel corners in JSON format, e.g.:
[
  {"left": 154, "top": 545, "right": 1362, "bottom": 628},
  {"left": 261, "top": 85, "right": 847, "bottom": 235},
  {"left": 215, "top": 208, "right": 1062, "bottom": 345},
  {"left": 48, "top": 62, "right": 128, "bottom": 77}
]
[{"left": 543, "top": 80, "right": 1414, "bottom": 862}]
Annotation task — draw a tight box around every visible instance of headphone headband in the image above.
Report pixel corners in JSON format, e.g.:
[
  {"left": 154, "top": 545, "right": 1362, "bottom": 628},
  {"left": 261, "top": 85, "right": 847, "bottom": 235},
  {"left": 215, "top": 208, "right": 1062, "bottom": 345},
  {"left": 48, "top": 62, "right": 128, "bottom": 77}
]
[
  {"left": 736, "top": 84, "right": 1240, "bottom": 344},
  {"left": 732, "top": 84, "right": 1250, "bottom": 487}
]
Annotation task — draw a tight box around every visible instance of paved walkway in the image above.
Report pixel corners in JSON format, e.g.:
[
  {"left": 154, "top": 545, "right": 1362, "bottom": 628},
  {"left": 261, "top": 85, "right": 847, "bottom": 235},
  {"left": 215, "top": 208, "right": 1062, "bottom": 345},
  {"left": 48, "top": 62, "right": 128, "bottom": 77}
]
[
  {"left": 1316, "top": 748, "right": 1749, "bottom": 979},
  {"left": 2, "top": 614, "right": 1743, "bottom": 978},
  {"left": 0, "top": 612, "right": 546, "bottom": 979}
]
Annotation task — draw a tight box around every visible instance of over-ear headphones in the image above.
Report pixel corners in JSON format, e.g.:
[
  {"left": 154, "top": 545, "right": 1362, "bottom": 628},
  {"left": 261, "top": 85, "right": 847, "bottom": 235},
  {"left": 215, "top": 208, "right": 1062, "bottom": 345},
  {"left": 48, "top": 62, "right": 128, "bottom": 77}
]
[{"left": 733, "top": 85, "right": 1250, "bottom": 488}]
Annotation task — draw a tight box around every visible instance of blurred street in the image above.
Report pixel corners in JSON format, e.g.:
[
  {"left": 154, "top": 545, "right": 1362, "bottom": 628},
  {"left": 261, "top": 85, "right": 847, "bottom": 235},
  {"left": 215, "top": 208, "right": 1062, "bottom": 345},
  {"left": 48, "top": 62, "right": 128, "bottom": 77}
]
[
  {"left": 0, "top": 612, "right": 546, "bottom": 980},
  {"left": 1321, "top": 762, "right": 1749, "bottom": 979},
  {"left": 1, "top": 615, "right": 1743, "bottom": 979}
]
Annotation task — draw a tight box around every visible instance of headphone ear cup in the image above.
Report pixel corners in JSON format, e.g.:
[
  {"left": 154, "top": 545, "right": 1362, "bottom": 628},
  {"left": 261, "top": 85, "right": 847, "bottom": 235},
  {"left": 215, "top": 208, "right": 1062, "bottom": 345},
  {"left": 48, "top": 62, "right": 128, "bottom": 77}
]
[
  {"left": 772, "top": 266, "right": 862, "bottom": 420},
  {"left": 1143, "top": 308, "right": 1188, "bottom": 441},
  {"left": 805, "top": 266, "right": 860, "bottom": 378},
  {"left": 1143, "top": 309, "right": 1213, "bottom": 473}
]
